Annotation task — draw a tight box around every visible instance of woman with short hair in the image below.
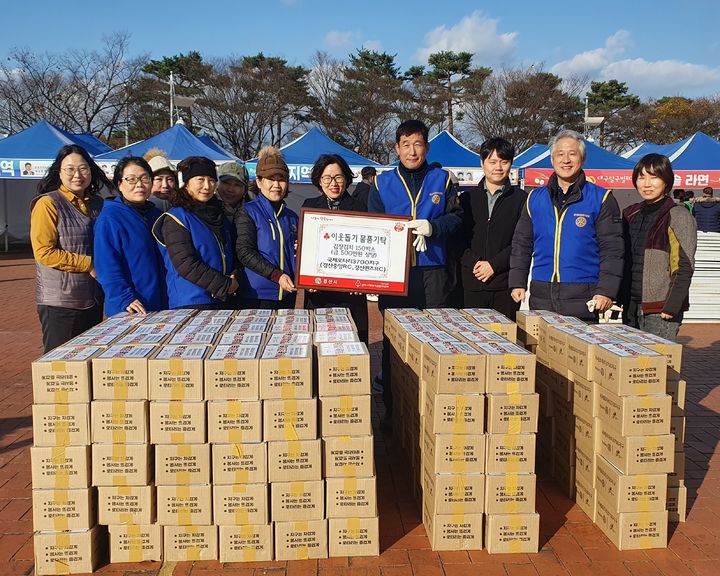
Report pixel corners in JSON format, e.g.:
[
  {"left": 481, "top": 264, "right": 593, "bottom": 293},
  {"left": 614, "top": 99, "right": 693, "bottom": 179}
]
[
  {"left": 620, "top": 153, "right": 697, "bottom": 340},
  {"left": 234, "top": 147, "right": 298, "bottom": 310},
  {"left": 94, "top": 156, "right": 167, "bottom": 316},
  {"left": 31, "top": 144, "right": 111, "bottom": 351},
  {"left": 302, "top": 154, "right": 369, "bottom": 342},
  {"left": 153, "top": 156, "right": 237, "bottom": 309}
]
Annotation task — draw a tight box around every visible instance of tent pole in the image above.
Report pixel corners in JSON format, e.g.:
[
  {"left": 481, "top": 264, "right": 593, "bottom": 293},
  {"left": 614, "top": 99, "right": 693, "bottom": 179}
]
[{"left": 3, "top": 180, "right": 7, "bottom": 253}]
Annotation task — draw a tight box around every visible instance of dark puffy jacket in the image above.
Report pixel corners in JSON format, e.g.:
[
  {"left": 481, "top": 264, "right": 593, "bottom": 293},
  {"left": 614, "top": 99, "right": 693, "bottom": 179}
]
[{"left": 693, "top": 200, "right": 720, "bottom": 232}]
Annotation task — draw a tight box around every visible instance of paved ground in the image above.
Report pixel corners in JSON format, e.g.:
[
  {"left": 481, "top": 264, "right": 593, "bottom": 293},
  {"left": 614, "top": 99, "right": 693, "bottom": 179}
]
[{"left": 1, "top": 250, "right": 719, "bottom": 576}]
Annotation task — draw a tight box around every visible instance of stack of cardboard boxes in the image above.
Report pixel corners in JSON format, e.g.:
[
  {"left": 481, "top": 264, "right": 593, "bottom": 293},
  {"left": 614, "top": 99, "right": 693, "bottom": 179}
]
[
  {"left": 385, "top": 308, "right": 540, "bottom": 553},
  {"left": 31, "top": 307, "right": 380, "bottom": 572}
]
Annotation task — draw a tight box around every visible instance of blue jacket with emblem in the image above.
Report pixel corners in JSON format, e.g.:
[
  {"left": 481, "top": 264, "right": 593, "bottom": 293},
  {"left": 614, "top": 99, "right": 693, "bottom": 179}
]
[
  {"left": 153, "top": 207, "right": 234, "bottom": 308},
  {"left": 235, "top": 194, "right": 298, "bottom": 301},
  {"left": 509, "top": 172, "right": 624, "bottom": 317},
  {"left": 94, "top": 197, "right": 167, "bottom": 316},
  {"left": 367, "top": 163, "right": 461, "bottom": 267}
]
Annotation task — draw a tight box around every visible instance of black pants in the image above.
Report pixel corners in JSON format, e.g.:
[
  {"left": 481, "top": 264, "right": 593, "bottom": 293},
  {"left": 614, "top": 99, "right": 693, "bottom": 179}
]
[
  {"left": 37, "top": 304, "right": 104, "bottom": 353},
  {"left": 378, "top": 266, "right": 450, "bottom": 416},
  {"left": 240, "top": 295, "right": 297, "bottom": 311},
  {"left": 463, "top": 289, "right": 520, "bottom": 321},
  {"left": 305, "top": 291, "right": 369, "bottom": 344}
]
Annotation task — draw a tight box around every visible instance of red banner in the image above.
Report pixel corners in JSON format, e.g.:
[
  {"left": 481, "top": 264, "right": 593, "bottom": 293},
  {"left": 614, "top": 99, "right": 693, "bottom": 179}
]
[{"left": 525, "top": 169, "right": 720, "bottom": 190}]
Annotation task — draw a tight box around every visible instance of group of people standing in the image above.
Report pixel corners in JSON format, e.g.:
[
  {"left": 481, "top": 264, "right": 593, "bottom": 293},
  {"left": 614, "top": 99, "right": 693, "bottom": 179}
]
[{"left": 30, "top": 120, "right": 697, "bottom": 428}]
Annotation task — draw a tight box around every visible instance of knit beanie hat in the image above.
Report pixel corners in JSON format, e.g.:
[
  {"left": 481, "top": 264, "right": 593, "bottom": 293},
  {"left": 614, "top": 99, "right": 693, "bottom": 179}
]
[
  {"left": 256, "top": 146, "right": 289, "bottom": 181},
  {"left": 144, "top": 148, "right": 176, "bottom": 175},
  {"left": 179, "top": 156, "right": 217, "bottom": 183}
]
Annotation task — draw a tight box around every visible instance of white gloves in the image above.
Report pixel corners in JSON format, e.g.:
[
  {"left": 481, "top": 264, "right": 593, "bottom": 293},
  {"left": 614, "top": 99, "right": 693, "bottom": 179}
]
[{"left": 406, "top": 219, "right": 433, "bottom": 252}]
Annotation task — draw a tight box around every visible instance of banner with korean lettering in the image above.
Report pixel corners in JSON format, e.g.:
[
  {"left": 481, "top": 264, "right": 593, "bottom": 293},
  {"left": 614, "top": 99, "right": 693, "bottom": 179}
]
[
  {"left": 525, "top": 168, "right": 720, "bottom": 190},
  {"left": 296, "top": 209, "right": 411, "bottom": 296}
]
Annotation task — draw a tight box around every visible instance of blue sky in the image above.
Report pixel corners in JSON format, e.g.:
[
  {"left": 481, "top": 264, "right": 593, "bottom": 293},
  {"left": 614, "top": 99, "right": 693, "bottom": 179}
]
[{"left": 3, "top": 0, "right": 720, "bottom": 98}]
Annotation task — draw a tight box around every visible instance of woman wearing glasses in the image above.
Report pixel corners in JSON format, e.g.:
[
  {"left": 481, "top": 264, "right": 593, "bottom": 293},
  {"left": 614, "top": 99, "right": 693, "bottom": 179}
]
[
  {"left": 153, "top": 156, "right": 237, "bottom": 309},
  {"left": 302, "top": 154, "right": 369, "bottom": 342},
  {"left": 93, "top": 157, "right": 167, "bottom": 316},
  {"left": 31, "top": 145, "right": 112, "bottom": 351}
]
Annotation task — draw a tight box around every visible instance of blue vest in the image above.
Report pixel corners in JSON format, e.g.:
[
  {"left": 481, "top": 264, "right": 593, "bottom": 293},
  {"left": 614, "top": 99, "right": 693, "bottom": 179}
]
[
  {"left": 154, "top": 207, "right": 234, "bottom": 308},
  {"left": 240, "top": 195, "right": 298, "bottom": 301},
  {"left": 528, "top": 181, "right": 610, "bottom": 283},
  {"left": 376, "top": 166, "right": 449, "bottom": 266}
]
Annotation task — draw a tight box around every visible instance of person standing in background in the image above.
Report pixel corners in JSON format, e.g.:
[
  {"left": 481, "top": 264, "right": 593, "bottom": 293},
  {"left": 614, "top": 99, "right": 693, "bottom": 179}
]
[
  {"left": 352, "top": 166, "right": 376, "bottom": 206},
  {"left": 693, "top": 187, "right": 720, "bottom": 232}
]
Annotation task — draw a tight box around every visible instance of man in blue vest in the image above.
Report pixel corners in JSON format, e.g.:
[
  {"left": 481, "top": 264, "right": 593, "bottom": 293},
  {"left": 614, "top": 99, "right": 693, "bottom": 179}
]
[
  {"left": 509, "top": 129, "right": 624, "bottom": 320},
  {"left": 368, "top": 119, "right": 463, "bottom": 429}
]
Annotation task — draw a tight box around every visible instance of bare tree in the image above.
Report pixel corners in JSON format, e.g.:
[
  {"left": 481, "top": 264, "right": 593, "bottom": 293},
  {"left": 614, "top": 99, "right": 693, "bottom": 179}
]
[{"left": 0, "top": 32, "right": 148, "bottom": 139}]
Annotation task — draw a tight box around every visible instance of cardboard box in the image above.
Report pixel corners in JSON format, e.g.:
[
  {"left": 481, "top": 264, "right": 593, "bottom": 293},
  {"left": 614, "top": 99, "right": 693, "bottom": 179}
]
[
  {"left": 422, "top": 506, "right": 483, "bottom": 551},
  {"left": 424, "top": 394, "right": 484, "bottom": 435},
  {"left": 408, "top": 331, "right": 463, "bottom": 377},
  {"left": 217, "top": 331, "right": 266, "bottom": 346},
  {"left": 606, "top": 329, "right": 683, "bottom": 372},
  {"left": 313, "top": 331, "right": 359, "bottom": 344},
  {"left": 424, "top": 433, "right": 486, "bottom": 475},
  {"left": 31, "top": 445, "right": 91, "bottom": 489},
  {"left": 264, "top": 332, "right": 312, "bottom": 347},
  {"left": 593, "top": 343, "right": 666, "bottom": 396},
  {"left": 212, "top": 442, "right": 267, "bottom": 485},
  {"left": 148, "top": 345, "right": 208, "bottom": 400},
  {"left": 275, "top": 519, "right": 328, "bottom": 560},
  {"left": 668, "top": 451, "right": 685, "bottom": 486},
  {"left": 91, "top": 443, "right": 151, "bottom": 487},
  {"left": 552, "top": 456, "right": 576, "bottom": 500},
  {"left": 564, "top": 329, "right": 625, "bottom": 381},
  {"left": 667, "top": 484, "right": 687, "bottom": 522},
  {"left": 573, "top": 406, "right": 596, "bottom": 454},
  {"left": 484, "top": 474, "right": 536, "bottom": 514},
  {"left": 32, "top": 346, "right": 100, "bottom": 404},
  {"left": 595, "top": 455, "right": 667, "bottom": 513},
  {"left": 92, "top": 345, "right": 155, "bottom": 400},
  {"left": 156, "top": 484, "right": 213, "bottom": 526},
  {"left": 259, "top": 343, "right": 313, "bottom": 399},
  {"left": 268, "top": 439, "right": 322, "bottom": 482},
  {"left": 32, "top": 487, "right": 95, "bottom": 531},
  {"left": 485, "top": 434, "right": 536, "bottom": 474},
  {"left": 91, "top": 400, "right": 148, "bottom": 444},
  {"left": 167, "top": 330, "right": 218, "bottom": 346},
  {"left": 163, "top": 525, "right": 218, "bottom": 561},
  {"left": 462, "top": 309, "right": 518, "bottom": 341},
  {"left": 667, "top": 376, "right": 686, "bottom": 411},
  {"left": 316, "top": 342, "right": 370, "bottom": 397},
  {"left": 670, "top": 416, "right": 685, "bottom": 451},
  {"left": 475, "top": 342, "right": 535, "bottom": 395},
  {"left": 204, "top": 344, "right": 261, "bottom": 400},
  {"left": 421, "top": 341, "right": 486, "bottom": 394},
  {"left": 32, "top": 403, "right": 90, "bottom": 447},
  {"left": 486, "top": 394, "right": 538, "bottom": 434},
  {"left": 98, "top": 484, "right": 154, "bottom": 525},
  {"left": 149, "top": 401, "right": 206, "bottom": 444},
  {"left": 575, "top": 476, "right": 595, "bottom": 520},
  {"left": 320, "top": 395, "right": 371, "bottom": 437},
  {"left": 208, "top": 400, "right": 263, "bottom": 444},
  {"left": 34, "top": 525, "right": 104, "bottom": 576},
  {"left": 485, "top": 512, "right": 539, "bottom": 554},
  {"left": 595, "top": 422, "right": 674, "bottom": 475},
  {"left": 553, "top": 422, "right": 576, "bottom": 468},
  {"left": 271, "top": 479, "right": 324, "bottom": 522},
  {"left": 572, "top": 373, "right": 597, "bottom": 417},
  {"left": 422, "top": 470, "right": 484, "bottom": 515},
  {"left": 219, "top": 524, "right": 273, "bottom": 562},
  {"left": 264, "top": 398, "right": 317, "bottom": 442},
  {"left": 328, "top": 517, "right": 379, "bottom": 557},
  {"left": 155, "top": 443, "right": 211, "bottom": 485},
  {"left": 323, "top": 436, "right": 374, "bottom": 478},
  {"left": 214, "top": 483, "right": 269, "bottom": 525},
  {"left": 109, "top": 523, "right": 162, "bottom": 563},
  {"left": 326, "top": 477, "right": 377, "bottom": 518},
  {"left": 516, "top": 310, "right": 547, "bottom": 344},
  {"left": 595, "top": 387, "right": 671, "bottom": 437},
  {"left": 594, "top": 499, "right": 668, "bottom": 550},
  {"left": 574, "top": 443, "right": 595, "bottom": 485}
]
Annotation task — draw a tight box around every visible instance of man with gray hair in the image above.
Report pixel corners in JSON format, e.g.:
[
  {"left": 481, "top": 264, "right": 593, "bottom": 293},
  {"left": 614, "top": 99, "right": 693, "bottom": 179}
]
[{"left": 509, "top": 129, "right": 624, "bottom": 319}]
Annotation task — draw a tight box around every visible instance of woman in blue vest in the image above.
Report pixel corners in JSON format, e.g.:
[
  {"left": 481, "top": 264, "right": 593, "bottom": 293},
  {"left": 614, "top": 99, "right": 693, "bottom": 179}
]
[
  {"left": 94, "top": 157, "right": 167, "bottom": 316},
  {"left": 31, "top": 144, "right": 111, "bottom": 352},
  {"left": 153, "top": 156, "right": 237, "bottom": 309},
  {"left": 234, "top": 146, "right": 298, "bottom": 310}
]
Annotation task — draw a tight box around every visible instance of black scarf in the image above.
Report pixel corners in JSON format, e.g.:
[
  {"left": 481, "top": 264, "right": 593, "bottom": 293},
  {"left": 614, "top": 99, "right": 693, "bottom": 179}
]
[
  {"left": 189, "top": 196, "right": 225, "bottom": 236},
  {"left": 326, "top": 193, "right": 345, "bottom": 210}
]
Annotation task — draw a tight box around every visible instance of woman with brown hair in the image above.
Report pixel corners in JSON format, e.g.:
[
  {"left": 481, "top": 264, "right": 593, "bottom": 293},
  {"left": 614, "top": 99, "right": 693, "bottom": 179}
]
[{"left": 153, "top": 156, "right": 237, "bottom": 309}]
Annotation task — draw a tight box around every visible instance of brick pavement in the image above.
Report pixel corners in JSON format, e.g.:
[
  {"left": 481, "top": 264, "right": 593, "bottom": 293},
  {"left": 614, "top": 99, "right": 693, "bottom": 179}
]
[{"left": 1, "top": 250, "right": 719, "bottom": 576}]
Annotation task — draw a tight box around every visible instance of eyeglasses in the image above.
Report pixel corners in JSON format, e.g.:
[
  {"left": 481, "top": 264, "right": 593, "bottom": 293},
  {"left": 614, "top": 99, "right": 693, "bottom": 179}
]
[
  {"left": 320, "top": 174, "right": 346, "bottom": 185},
  {"left": 122, "top": 175, "right": 151, "bottom": 185},
  {"left": 61, "top": 166, "right": 90, "bottom": 176}
]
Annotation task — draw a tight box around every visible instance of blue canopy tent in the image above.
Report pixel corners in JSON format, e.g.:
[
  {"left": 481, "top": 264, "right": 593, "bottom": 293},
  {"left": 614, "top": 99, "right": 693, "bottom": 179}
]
[
  {"left": 96, "top": 123, "right": 237, "bottom": 163},
  {"left": 513, "top": 144, "right": 549, "bottom": 168},
  {"left": 246, "top": 127, "right": 380, "bottom": 214},
  {"left": 197, "top": 134, "right": 242, "bottom": 161},
  {"left": 522, "top": 139, "right": 635, "bottom": 171},
  {"left": 0, "top": 120, "right": 116, "bottom": 247},
  {"left": 667, "top": 132, "right": 720, "bottom": 170}
]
